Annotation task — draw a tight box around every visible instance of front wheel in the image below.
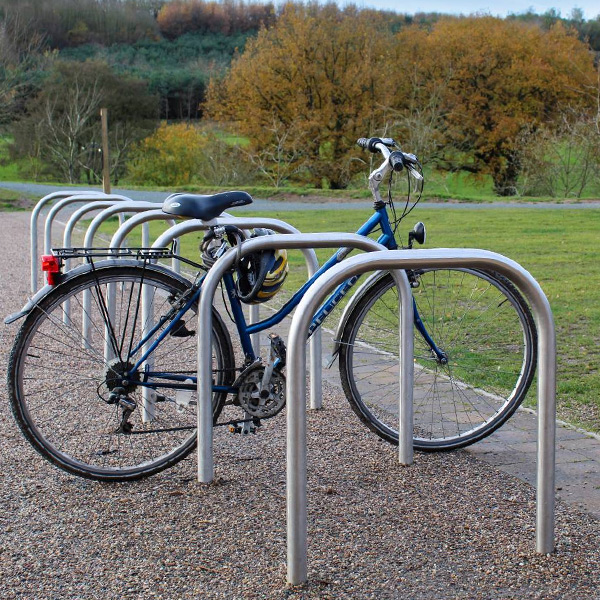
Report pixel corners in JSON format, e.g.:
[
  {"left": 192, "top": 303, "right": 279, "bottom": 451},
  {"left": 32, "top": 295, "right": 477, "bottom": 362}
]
[
  {"left": 338, "top": 269, "right": 537, "bottom": 451},
  {"left": 7, "top": 263, "right": 235, "bottom": 481}
]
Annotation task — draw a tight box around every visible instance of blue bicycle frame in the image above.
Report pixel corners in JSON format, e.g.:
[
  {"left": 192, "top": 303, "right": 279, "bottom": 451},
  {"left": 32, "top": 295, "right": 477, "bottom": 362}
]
[{"left": 127, "top": 203, "right": 443, "bottom": 391}]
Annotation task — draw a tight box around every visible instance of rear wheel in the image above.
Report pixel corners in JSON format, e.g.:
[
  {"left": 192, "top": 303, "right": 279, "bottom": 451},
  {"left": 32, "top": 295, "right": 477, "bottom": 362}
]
[
  {"left": 338, "top": 269, "right": 537, "bottom": 450},
  {"left": 8, "top": 263, "right": 235, "bottom": 481}
]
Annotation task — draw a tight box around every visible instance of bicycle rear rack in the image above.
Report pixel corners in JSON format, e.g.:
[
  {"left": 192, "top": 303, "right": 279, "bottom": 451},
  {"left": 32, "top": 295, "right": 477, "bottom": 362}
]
[{"left": 52, "top": 246, "right": 182, "bottom": 262}]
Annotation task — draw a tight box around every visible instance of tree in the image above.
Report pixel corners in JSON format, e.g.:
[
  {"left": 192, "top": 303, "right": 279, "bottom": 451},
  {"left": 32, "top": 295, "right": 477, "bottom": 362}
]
[
  {"left": 389, "top": 18, "right": 596, "bottom": 195},
  {"left": 0, "top": 12, "right": 48, "bottom": 125},
  {"left": 518, "top": 112, "right": 600, "bottom": 197},
  {"left": 12, "top": 60, "right": 159, "bottom": 182},
  {"left": 205, "top": 3, "right": 393, "bottom": 189}
]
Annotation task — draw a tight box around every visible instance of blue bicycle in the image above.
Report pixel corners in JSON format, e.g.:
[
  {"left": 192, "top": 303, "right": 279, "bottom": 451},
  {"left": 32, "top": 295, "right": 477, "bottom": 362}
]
[{"left": 6, "top": 138, "right": 537, "bottom": 480}]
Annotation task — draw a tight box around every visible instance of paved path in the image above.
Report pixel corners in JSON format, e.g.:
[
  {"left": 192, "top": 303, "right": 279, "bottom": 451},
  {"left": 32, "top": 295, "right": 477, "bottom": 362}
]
[
  {"left": 468, "top": 410, "right": 600, "bottom": 520},
  {"left": 265, "top": 308, "right": 600, "bottom": 521},
  {"left": 2, "top": 181, "right": 600, "bottom": 211}
]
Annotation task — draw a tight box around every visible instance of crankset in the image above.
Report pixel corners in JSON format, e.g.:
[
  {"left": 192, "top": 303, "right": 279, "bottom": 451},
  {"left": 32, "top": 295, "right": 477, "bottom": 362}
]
[{"left": 233, "top": 333, "right": 286, "bottom": 419}]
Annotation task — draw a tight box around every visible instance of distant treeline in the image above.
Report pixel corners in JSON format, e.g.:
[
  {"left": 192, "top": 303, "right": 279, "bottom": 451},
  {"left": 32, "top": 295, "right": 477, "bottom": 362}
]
[
  {"left": 1, "top": 0, "right": 599, "bottom": 51},
  {"left": 1, "top": 1, "right": 599, "bottom": 194},
  {"left": 0, "top": 0, "right": 276, "bottom": 48}
]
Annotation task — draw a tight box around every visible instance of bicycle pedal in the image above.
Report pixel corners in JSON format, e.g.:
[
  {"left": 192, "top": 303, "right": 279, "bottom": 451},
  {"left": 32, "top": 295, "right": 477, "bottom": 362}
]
[
  {"left": 268, "top": 333, "right": 286, "bottom": 366},
  {"left": 228, "top": 418, "right": 261, "bottom": 435},
  {"left": 228, "top": 424, "right": 257, "bottom": 434},
  {"left": 169, "top": 319, "right": 196, "bottom": 337}
]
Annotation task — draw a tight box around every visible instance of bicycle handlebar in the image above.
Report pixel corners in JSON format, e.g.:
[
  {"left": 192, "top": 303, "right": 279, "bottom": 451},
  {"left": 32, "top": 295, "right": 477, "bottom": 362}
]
[
  {"left": 388, "top": 151, "right": 405, "bottom": 173},
  {"left": 356, "top": 137, "right": 395, "bottom": 152},
  {"left": 357, "top": 137, "right": 421, "bottom": 176}
]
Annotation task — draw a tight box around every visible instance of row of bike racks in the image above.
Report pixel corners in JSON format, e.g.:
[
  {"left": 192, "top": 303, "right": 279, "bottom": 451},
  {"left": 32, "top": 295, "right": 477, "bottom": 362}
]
[
  {"left": 195, "top": 235, "right": 557, "bottom": 585},
  {"left": 30, "top": 191, "right": 557, "bottom": 587},
  {"left": 30, "top": 190, "right": 324, "bottom": 407}
]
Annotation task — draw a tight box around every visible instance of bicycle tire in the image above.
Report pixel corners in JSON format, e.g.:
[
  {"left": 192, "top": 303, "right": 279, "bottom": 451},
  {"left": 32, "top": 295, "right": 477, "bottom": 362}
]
[
  {"left": 338, "top": 269, "right": 537, "bottom": 450},
  {"left": 7, "top": 262, "right": 235, "bottom": 481}
]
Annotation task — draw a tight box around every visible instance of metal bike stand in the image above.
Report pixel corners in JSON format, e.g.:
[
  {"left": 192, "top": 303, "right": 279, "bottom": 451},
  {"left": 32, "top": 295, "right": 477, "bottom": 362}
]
[
  {"left": 196, "top": 233, "right": 412, "bottom": 484},
  {"left": 64, "top": 200, "right": 131, "bottom": 261},
  {"left": 80, "top": 201, "right": 163, "bottom": 346},
  {"left": 109, "top": 210, "right": 183, "bottom": 275},
  {"left": 60, "top": 200, "right": 133, "bottom": 324},
  {"left": 30, "top": 190, "right": 104, "bottom": 293},
  {"left": 62, "top": 204, "right": 181, "bottom": 325},
  {"left": 44, "top": 194, "right": 133, "bottom": 255},
  {"left": 152, "top": 219, "right": 324, "bottom": 410},
  {"left": 286, "top": 248, "right": 556, "bottom": 584}
]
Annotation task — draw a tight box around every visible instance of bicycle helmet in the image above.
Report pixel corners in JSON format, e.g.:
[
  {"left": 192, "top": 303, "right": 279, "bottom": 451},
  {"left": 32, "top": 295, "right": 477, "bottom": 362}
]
[{"left": 235, "top": 228, "right": 288, "bottom": 304}]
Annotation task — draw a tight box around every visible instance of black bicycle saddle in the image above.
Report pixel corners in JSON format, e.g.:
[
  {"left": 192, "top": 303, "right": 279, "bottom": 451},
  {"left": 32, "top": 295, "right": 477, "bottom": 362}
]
[{"left": 162, "top": 191, "right": 253, "bottom": 221}]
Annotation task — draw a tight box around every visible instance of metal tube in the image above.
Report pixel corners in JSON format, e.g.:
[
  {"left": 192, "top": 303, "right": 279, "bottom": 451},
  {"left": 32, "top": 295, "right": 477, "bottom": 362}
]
[
  {"left": 285, "top": 253, "right": 411, "bottom": 585},
  {"left": 109, "top": 210, "right": 179, "bottom": 273},
  {"left": 285, "top": 248, "right": 555, "bottom": 584},
  {"left": 141, "top": 222, "right": 155, "bottom": 422},
  {"left": 44, "top": 194, "right": 133, "bottom": 255},
  {"left": 152, "top": 218, "right": 323, "bottom": 410},
  {"left": 31, "top": 190, "right": 102, "bottom": 292},
  {"left": 197, "top": 233, "right": 398, "bottom": 484},
  {"left": 62, "top": 200, "right": 124, "bottom": 324},
  {"left": 80, "top": 201, "right": 160, "bottom": 347}
]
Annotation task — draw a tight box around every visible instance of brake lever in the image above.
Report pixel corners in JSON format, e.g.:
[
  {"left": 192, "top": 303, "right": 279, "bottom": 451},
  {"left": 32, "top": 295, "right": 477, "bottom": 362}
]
[
  {"left": 402, "top": 153, "right": 423, "bottom": 181},
  {"left": 407, "top": 165, "right": 423, "bottom": 181}
]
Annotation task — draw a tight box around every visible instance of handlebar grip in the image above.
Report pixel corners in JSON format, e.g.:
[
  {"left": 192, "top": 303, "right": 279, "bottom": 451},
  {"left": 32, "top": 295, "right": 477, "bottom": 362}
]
[
  {"left": 356, "top": 137, "right": 385, "bottom": 153},
  {"left": 389, "top": 151, "right": 405, "bottom": 172}
]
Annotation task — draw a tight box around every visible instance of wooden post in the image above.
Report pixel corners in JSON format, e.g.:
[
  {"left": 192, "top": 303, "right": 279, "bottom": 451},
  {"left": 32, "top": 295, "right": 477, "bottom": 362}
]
[{"left": 100, "top": 108, "right": 111, "bottom": 194}]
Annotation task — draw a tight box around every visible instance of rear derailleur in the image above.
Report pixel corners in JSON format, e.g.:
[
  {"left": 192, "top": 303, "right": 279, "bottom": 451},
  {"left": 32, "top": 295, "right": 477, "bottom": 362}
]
[{"left": 107, "top": 386, "right": 137, "bottom": 434}]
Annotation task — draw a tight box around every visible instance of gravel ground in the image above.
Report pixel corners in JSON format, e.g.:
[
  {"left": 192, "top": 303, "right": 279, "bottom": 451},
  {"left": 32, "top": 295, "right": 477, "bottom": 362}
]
[{"left": 1, "top": 211, "right": 599, "bottom": 599}]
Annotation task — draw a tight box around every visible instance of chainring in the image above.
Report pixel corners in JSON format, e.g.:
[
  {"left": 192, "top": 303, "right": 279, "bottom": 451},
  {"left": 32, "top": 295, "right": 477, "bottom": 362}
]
[{"left": 236, "top": 362, "right": 286, "bottom": 419}]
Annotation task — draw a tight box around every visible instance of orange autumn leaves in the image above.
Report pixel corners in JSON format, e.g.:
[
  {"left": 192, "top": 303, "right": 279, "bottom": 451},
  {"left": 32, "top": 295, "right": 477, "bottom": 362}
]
[{"left": 206, "top": 6, "right": 596, "bottom": 192}]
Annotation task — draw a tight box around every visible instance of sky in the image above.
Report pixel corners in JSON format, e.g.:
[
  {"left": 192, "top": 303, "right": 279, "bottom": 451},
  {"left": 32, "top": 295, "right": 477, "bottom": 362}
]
[{"left": 343, "top": 0, "right": 599, "bottom": 19}]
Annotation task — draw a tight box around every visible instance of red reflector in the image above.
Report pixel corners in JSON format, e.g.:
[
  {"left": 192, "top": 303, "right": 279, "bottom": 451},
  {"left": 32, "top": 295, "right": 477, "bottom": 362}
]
[
  {"left": 46, "top": 272, "right": 60, "bottom": 286},
  {"left": 41, "top": 255, "right": 61, "bottom": 286},
  {"left": 41, "top": 255, "right": 60, "bottom": 273}
]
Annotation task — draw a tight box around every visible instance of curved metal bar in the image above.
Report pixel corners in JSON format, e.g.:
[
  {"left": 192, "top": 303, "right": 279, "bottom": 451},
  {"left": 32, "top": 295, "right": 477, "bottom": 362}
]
[
  {"left": 152, "top": 218, "right": 323, "bottom": 410},
  {"left": 109, "top": 210, "right": 179, "bottom": 274},
  {"left": 286, "top": 248, "right": 556, "bottom": 584},
  {"left": 197, "top": 233, "right": 408, "bottom": 483},
  {"left": 82, "top": 200, "right": 158, "bottom": 248},
  {"left": 31, "top": 190, "right": 103, "bottom": 292},
  {"left": 63, "top": 200, "right": 126, "bottom": 269},
  {"left": 80, "top": 201, "right": 163, "bottom": 346},
  {"left": 44, "top": 194, "right": 133, "bottom": 255},
  {"left": 61, "top": 200, "right": 127, "bottom": 324}
]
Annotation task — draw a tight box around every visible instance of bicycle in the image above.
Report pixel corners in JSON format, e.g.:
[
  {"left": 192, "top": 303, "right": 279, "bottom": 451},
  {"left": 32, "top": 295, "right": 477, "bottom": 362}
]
[{"left": 6, "top": 137, "right": 537, "bottom": 481}]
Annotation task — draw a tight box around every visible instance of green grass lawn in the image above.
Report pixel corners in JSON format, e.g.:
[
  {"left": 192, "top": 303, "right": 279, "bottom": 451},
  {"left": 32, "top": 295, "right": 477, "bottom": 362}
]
[
  {"left": 94, "top": 207, "right": 600, "bottom": 434},
  {"left": 0, "top": 187, "right": 36, "bottom": 210}
]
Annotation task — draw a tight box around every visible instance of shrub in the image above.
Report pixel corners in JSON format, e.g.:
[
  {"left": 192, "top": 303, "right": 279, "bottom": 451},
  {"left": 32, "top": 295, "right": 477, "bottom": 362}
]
[{"left": 127, "top": 122, "right": 256, "bottom": 187}]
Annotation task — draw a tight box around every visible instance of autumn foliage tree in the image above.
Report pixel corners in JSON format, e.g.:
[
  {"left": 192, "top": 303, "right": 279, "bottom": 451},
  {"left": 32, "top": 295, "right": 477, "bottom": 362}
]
[
  {"left": 208, "top": 10, "right": 596, "bottom": 194},
  {"left": 205, "top": 3, "right": 394, "bottom": 189},
  {"left": 386, "top": 18, "right": 596, "bottom": 194},
  {"left": 127, "top": 122, "right": 255, "bottom": 187},
  {"left": 157, "top": 0, "right": 276, "bottom": 38}
]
